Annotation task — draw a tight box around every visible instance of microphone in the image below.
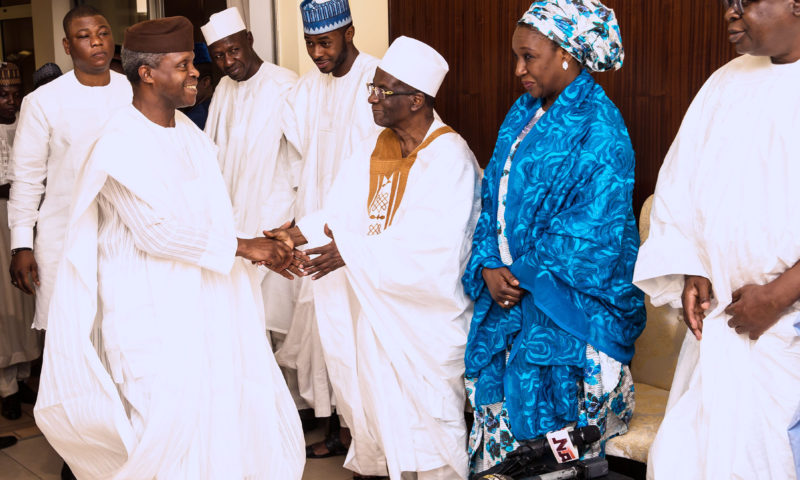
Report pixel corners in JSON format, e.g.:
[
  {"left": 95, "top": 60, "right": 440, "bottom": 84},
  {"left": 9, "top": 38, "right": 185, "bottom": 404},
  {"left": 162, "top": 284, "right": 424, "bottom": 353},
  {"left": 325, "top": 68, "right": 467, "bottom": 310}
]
[
  {"left": 508, "top": 425, "right": 601, "bottom": 462},
  {"left": 471, "top": 426, "right": 601, "bottom": 480}
]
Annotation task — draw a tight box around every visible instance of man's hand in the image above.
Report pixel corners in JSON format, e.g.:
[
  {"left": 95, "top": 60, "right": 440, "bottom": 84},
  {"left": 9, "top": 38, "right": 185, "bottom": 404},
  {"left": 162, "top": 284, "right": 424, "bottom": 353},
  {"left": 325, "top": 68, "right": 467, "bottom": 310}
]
[
  {"left": 482, "top": 267, "right": 524, "bottom": 309},
  {"left": 9, "top": 250, "right": 39, "bottom": 295},
  {"left": 682, "top": 275, "right": 712, "bottom": 340},
  {"left": 725, "top": 283, "right": 784, "bottom": 340},
  {"left": 237, "top": 237, "right": 293, "bottom": 279},
  {"left": 302, "top": 224, "right": 344, "bottom": 280},
  {"left": 263, "top": 221, "right": 295, "bottom": 250}
]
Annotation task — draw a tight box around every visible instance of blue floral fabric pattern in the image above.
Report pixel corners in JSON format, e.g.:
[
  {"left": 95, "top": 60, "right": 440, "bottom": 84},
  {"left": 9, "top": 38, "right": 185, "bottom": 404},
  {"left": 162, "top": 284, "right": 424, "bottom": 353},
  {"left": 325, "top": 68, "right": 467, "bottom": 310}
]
[
  {"left": 462, "top": 69, "right": 645, "bottom": 442},
  {"left": 466, "top": 345, "right": 635, "bottom": 473},
  {"left": 520, "top": 0, "right": 624, "bottom": 72}
]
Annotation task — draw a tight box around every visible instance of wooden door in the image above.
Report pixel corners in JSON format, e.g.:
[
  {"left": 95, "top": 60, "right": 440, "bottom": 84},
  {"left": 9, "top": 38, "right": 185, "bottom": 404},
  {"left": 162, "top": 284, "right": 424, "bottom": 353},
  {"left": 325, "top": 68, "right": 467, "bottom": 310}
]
[{"left": 388, "top": 1, "right": 737, "bottom": 211}]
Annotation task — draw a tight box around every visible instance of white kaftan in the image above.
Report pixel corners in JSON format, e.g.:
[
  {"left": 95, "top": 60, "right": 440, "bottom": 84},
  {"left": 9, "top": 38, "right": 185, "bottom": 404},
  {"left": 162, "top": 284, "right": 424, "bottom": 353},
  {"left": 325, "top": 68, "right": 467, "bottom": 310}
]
[
  {"left": 277, "top": 52, "right": 381, "bottom": 416},
  {"left": 34, "top": 106, "right": 304, "bottom": 480},
  {"left": 7, "top": 70, "right": 132, "bottom": 329},
  {"left": 633, "top": 54, "right": 800, "bottom": 480},
  {"left": 297, "top": 120, "right": 481, "bottom": 479},
  {"left": 205, "top": 62, "right": 299, "bottom": 334},
  {"left": 0, "top": 119, "right": 39, "bottom": 397}
]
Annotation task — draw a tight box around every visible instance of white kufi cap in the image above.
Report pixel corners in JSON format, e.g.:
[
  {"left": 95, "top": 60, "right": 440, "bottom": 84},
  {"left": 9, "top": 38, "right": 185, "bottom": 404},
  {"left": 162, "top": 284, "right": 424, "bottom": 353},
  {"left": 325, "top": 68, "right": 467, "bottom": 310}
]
[
  {"left": 378, "top": 36, "right": 449, "bottom": 97},
  {"left": 201, "top": 7, "right": 247, "bottom": 46}
]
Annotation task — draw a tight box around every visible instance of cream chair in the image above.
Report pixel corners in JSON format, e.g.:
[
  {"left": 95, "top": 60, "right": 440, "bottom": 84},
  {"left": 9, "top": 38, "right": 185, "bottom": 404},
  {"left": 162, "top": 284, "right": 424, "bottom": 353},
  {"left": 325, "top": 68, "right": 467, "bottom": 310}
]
[{"left": 604, "top": 195, "right": 687, "bottom": 464}]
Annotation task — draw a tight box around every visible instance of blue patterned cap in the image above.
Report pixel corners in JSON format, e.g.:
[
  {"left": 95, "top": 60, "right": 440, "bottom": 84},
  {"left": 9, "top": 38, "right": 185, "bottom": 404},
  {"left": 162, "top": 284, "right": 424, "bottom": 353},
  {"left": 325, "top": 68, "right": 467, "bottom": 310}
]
[
  {"left": 520, "top": 0, "right": 624, "bottom": 72},
  {"left": 300, "top": 0, "right": 352, "bottom": 35}
]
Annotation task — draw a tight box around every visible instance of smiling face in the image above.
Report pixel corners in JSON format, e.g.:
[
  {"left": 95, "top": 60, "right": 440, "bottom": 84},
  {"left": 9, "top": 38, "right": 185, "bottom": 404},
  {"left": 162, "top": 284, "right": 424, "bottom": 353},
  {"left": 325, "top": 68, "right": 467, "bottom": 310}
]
[
  {"left": 304, "top": 25, "right": 354, "bottom": 75},
  {"left": 63, "top": 15, "right": 114, "bottom": 75},
  {"left": 147, "top": 51, "right": 199, "bottom": 109},
  {"left": 208, "top": 31, "right": 260, "bottom": 82},
  {"left": 725, "top": 0, "right": 800, "bottom": 62},
  {"left": 511, "top": 25, "right": 576, "bottom": 109}
]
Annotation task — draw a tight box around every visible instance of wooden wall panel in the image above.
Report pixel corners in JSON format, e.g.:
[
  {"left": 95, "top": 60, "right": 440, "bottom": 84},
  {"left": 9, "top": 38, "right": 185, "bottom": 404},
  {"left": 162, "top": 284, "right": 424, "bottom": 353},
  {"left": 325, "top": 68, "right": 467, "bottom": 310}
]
[{"left": 388, "top": 1, "right": 736, "bottom": 212}]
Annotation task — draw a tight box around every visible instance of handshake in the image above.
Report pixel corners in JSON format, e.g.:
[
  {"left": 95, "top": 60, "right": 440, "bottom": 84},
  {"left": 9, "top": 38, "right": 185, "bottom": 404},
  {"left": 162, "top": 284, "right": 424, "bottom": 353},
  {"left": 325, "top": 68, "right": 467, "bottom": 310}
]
[{"left": 236, "top": 221, "right": 345, "bottom": 280}]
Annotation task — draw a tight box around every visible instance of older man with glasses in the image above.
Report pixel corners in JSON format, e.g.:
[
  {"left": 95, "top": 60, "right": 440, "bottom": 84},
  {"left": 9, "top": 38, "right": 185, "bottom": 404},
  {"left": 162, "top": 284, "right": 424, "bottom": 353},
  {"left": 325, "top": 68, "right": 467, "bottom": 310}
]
[
  {"left": 273, "top": 36, "right": 480, "bottom": 479},
  {"left": 634, "top": 0, "right": 800, "bottom": 478}
]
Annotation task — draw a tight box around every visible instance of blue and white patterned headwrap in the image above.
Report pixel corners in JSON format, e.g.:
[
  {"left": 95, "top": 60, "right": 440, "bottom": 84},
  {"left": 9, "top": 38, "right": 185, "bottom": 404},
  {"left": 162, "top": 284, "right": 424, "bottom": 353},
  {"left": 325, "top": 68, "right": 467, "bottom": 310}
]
[
  {"left": 300, "top": 0, "right": 353, "bottom": 35},
  {"left": 520, "top": 0, "right": 624, "bottom": 72}
]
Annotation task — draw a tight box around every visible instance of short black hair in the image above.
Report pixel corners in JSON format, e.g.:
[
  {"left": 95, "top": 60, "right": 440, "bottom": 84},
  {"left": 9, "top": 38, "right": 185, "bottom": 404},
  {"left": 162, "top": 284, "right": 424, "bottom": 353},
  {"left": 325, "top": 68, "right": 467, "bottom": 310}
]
[
  {"left": 120, "top": 47, "right": 166, "bottom": 85},
  {"left": 63, "top": 5, "right": 104, "bottom": 37}
]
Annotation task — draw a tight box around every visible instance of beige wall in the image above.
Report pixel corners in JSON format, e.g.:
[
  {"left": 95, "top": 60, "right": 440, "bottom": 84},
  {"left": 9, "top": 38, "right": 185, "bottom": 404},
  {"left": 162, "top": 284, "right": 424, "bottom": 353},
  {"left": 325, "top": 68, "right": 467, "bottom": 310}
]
[
  {"left": 31, "top": 0, "right": 71, "bottom": 71},
  {"left": 275, "top": 0, "right": 388, "bottom": 75}
]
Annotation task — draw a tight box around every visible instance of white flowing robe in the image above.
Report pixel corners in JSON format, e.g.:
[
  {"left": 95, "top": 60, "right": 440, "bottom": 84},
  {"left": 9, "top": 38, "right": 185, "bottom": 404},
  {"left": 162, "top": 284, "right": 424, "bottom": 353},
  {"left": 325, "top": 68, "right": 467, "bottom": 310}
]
[
  {"left": 7, "top": 70, "right": 132, "bottom": 329},
  {"left": 205, "top": 62, "right": 299, "bottom": 334},
  {"left": 0, "top": 119, "right": 39, "bottom": 375},
  {"left": 277, "top": 52, "right": 381, "bottom": 416},
  {"left": 34, "top": 105, "right": 304, "bottom": 480},
  {"left": 633, "top": 54, "right": 800, "bottom": 480},
  {"left": 297, "top": 120, "right": 481, "bottom": 478}
]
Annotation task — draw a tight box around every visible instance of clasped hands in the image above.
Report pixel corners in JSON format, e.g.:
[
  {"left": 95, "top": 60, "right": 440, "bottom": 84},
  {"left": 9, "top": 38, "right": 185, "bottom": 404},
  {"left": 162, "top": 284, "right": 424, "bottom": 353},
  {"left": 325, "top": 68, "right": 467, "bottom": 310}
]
[{"left": 253, "top": 221, "right": 344, "bottom": 280}]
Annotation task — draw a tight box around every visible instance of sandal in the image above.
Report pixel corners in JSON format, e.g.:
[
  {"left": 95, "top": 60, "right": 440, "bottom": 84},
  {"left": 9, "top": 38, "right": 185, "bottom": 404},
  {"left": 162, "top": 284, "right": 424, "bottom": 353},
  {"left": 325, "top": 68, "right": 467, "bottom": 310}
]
[
  {"left": 352, "top": 475, "right": 389, "bottom": 480},
  {"left": 305, "top": 433, "right": 349, "bottom": 459}
]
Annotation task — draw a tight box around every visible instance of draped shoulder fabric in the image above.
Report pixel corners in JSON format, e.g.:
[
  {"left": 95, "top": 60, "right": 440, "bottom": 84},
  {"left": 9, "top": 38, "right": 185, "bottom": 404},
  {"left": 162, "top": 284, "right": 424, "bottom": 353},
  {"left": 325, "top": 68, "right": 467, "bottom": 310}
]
[
  {"left": 297, "top": 120, "right": 481, "bottom": 479},
  {"left": 205, "top": 61, "right": 299, "bottom": 334},
  {"left": 463, "top": 70, "right": 644, "bottom": 441},
  {"left": 634, "top": 55, "right": 800, "bottom": 480},
  {"left": 366, "top": 125, "right": 454, "bottom": 232},
  {"left": 34, "top": 106, "right": 304, "bottom": 480},
  {"left": 276, "top": 52, "right": 381, "bottom": 416},
  {"left": 7, "top": 70, "right": 132, "bottom": 329}
]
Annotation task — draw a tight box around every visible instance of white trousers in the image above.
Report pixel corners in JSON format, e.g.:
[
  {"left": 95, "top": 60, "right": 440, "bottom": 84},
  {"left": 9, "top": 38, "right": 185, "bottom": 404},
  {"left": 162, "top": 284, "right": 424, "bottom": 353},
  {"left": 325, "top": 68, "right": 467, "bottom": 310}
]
[{"left": 0, "top": 361, "right": 30, "bottom": 397}]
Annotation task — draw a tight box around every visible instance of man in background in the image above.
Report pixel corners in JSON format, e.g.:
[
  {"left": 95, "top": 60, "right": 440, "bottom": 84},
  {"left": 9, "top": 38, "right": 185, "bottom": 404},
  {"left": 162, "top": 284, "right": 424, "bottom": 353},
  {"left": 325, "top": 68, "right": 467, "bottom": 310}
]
[
  {"left": 277, "top": 0, "right": 382, "bottom": 456},
  {"left": 7, "top": 5, "right": 131, "bottom": 330},
  {"left": 0, "top": 62, "right": 39, "bottom": 422},
  {"left": 182, "top": 42, "right": 214, "bottom": 129},
  {"left": 202, "top": 7, "right": 299, "bottom": 349}
]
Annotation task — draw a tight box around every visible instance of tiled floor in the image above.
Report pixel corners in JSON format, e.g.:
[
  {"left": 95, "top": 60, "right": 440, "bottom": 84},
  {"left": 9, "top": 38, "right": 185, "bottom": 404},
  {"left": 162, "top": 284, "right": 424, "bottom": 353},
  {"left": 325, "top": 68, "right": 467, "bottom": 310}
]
[{"left": 0, "top": 405, "right": 352, "bottom": 480}]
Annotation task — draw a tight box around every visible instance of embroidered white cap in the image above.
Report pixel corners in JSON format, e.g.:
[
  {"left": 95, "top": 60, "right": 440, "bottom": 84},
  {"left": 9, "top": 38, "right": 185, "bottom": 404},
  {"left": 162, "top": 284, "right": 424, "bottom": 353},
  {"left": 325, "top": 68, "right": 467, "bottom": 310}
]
[
  {"left": 201, "top": 7, "right": 246, "bottom": 46},
  {"left": 378, "top": 36, "right": 449, "bottom": 97}
]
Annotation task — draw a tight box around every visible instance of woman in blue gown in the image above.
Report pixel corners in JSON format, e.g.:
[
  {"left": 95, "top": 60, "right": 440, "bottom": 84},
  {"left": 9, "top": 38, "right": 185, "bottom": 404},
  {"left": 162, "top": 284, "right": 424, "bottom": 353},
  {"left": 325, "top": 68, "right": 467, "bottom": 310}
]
[{"left": 462, "top": 0, "right": 646, "bottom": 472}]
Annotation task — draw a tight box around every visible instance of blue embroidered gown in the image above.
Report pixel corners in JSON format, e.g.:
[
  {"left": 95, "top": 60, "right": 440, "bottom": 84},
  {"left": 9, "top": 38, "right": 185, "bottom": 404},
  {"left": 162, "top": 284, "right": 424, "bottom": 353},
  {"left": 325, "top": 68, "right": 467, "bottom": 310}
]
[{"left": 463, "top": 70, "right": 645, "bottom": 470}]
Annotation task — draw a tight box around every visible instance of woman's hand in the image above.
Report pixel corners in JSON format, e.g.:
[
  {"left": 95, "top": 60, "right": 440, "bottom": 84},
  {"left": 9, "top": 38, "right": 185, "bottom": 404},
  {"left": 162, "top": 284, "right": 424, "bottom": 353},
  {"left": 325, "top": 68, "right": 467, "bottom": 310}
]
[{"left": 482, "top": 267, "right": 524, "bottom": 309}]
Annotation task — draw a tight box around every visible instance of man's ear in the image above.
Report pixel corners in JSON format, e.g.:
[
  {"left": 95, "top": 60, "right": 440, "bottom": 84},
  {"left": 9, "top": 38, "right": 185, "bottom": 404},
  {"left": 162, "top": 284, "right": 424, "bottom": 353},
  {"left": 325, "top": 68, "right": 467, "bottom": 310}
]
[
  {"left": 409, "top": 92, "right": 425, "bottom": 112},
  {"left": 62, "top": 37, "right": 71, "bottom": 56},
  {"left": 139, "top": 64, "right": 154, "bottom": 85},
  {"left": 344, "top": 25, "right": 355, "bottom": 44},
  {"left": 792, "top": 0, "right": 800, "bottom": 16},
  {"left": 247, "top": 31, "right": 255, "bottom": 47}
]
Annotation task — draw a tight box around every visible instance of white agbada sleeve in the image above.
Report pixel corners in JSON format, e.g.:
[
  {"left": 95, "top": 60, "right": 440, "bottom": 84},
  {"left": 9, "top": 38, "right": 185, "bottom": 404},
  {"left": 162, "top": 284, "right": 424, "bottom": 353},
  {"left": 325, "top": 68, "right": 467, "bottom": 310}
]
[
  {"left": 97, "top": 177, "right": 235, "bottom": 274},
  {"left": 632, "top": 77, "right": 718, "bottom": 309},
  {"left": 7, "top": 94, "right": 48, "bottom": 249}
]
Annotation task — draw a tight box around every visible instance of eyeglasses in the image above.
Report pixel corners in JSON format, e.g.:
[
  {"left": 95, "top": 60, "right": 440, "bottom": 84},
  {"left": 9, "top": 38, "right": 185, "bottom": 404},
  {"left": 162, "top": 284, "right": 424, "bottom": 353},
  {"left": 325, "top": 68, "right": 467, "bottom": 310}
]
[
  {"left": 720, "top": 0, "right": 756, "bottom": 14},
  {"left": 366, "top": 83, "right": 417, "bottom": 100}
]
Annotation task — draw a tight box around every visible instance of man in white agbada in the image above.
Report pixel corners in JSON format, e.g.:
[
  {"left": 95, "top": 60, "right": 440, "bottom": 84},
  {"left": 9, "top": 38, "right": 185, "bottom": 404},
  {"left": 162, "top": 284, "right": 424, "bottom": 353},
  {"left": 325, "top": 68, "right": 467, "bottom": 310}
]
[
  {"left": 276, "top": 36, "right": 479, "bottom": 480},
  {"left": 202, "top": 7, "right": 300, "bottom": 337},
  {"left": 0, "top": 63, "right": 40, "bottom": 421},
  {"left": 633, "top": 1, "right": 800, "bottom": 478},
  {"left": 7, "top": 5, "right": 132, "bottom": 330},
  {"left": 277, "top": 0, "right": 382, "bottom": 439},
  {"left": 33, "top": 17, "right": 304, "bottom": 480}
]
